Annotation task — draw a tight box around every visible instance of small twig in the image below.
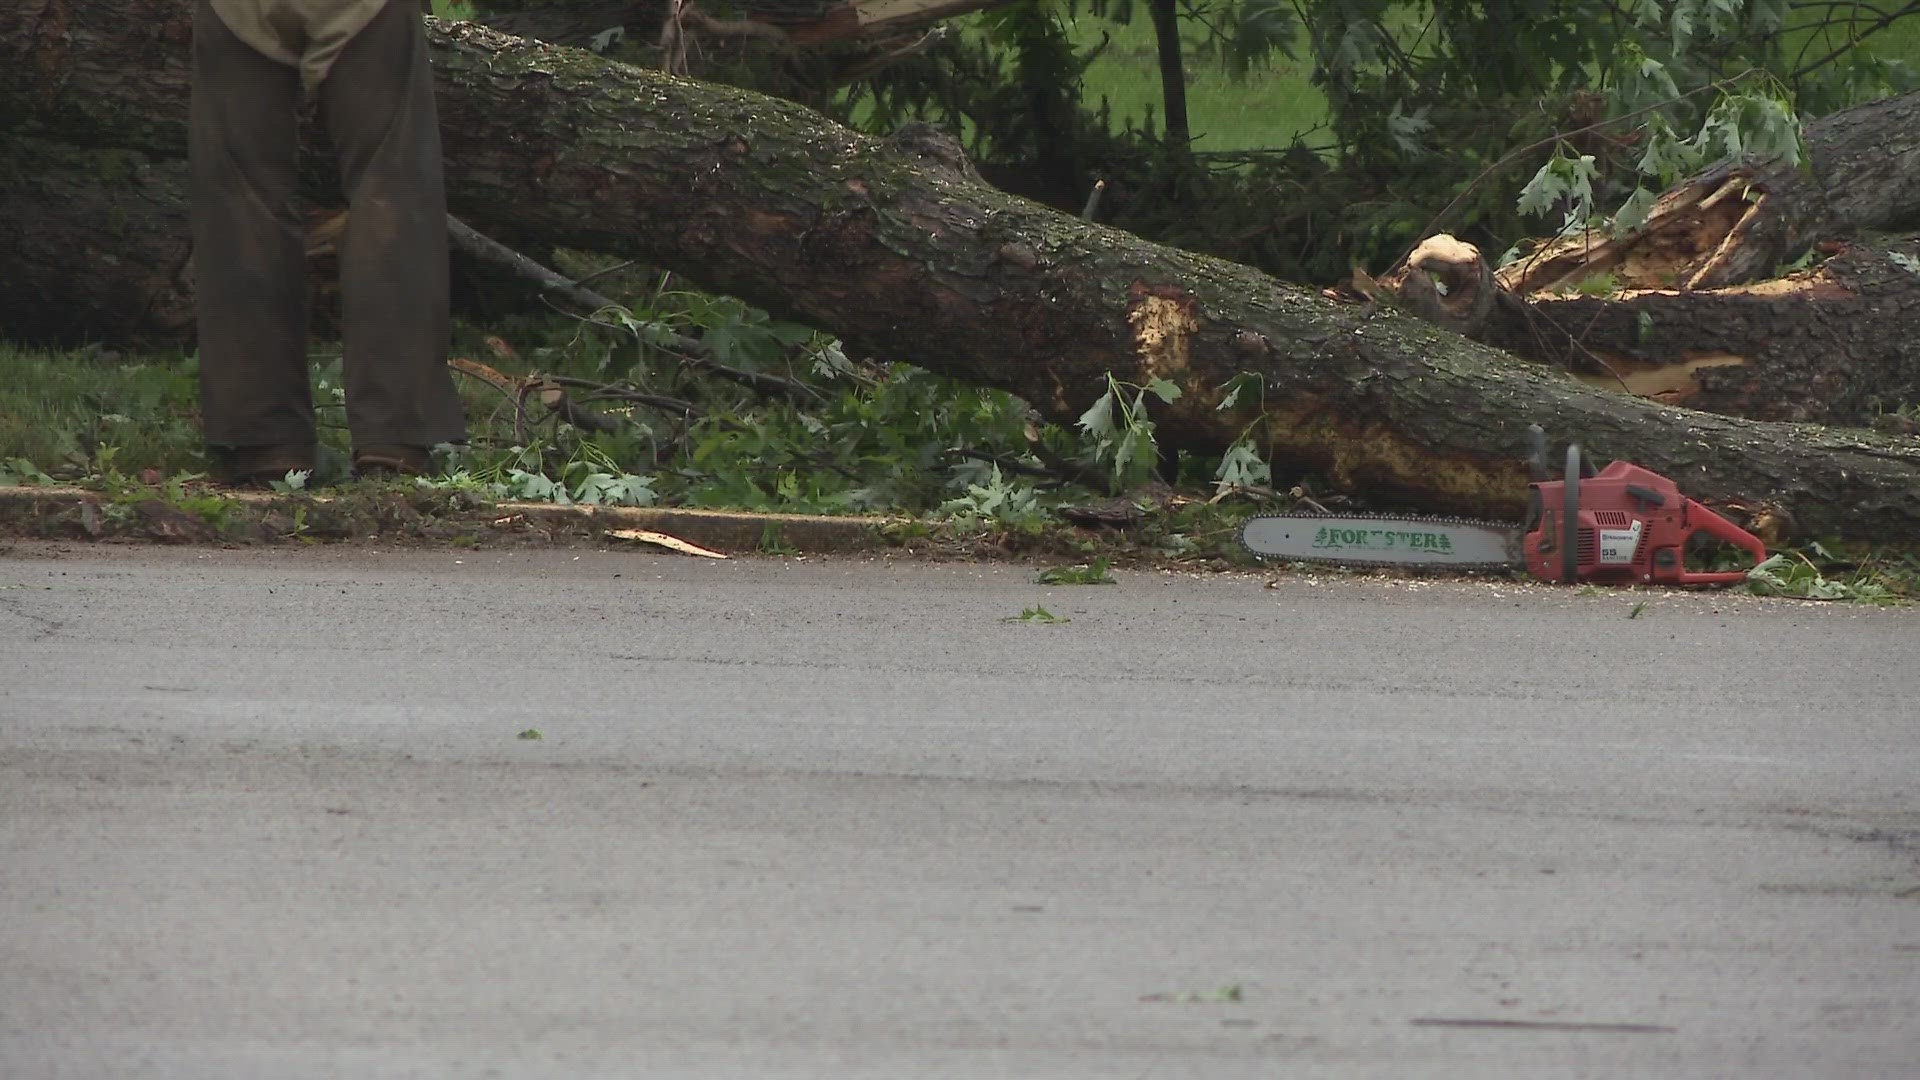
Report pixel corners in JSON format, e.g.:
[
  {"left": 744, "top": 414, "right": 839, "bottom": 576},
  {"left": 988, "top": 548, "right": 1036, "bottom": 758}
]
[
  {"left": 1020, "top": 418, "right": 1112, "bottom": 492},
  {"left": 1499, "top": 292, "right": 1634, "bottom": 392},
  {"left": 446, "top": 213, "right": 824, "bottom": 408},
  {"left": 445, "top": 215, "right": 621, "bottom": 314},
  {"left": 565, "top": 301, "right": 827, "bottom": 404},
  {"left": 828, "top": 27, "right": 949, "bottom": 87},
  {"left": 943, "top": 447, "right": 1064, "bottom": 482},
  {"left": 449, "top": 355, "right": 532, "bottom": 436},
  {"left": 1788, "top": 1, "right": 1920, "bottom": 79},
  {"left": 448, "top": 356, "right": 636, "bottom": 436},
  {"left": 1207, "top": 483, "right": 1283, "bottom": 505},
  {"left": 659, "top": 0, "right": 689, "bottom": 76},
  {"left": 1081, "top": 179, "right": 1107, "bottom": 221},
  {"left": 511, "top": 381, "right": 536, "bottom": 443},
  {"left": 567, "top": 259, "right": 640, "bottom": 291},
  {"left": 541, "top": 374, "right": 703, "bottom": 418}
]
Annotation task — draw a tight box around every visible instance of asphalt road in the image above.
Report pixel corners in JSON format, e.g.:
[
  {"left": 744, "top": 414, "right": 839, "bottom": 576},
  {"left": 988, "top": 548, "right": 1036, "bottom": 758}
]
[{"left": 2, "top": 542, "right": 1917, "bottom": 1079}]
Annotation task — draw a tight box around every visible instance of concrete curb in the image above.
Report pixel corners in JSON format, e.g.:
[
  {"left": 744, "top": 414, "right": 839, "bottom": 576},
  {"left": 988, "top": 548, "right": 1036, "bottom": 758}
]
[
  {"left": 0, "top": 484, "right": 911, "bottom": 555},
  {"left": 497, "top": 501, "right": 907, "bottom": 554}
]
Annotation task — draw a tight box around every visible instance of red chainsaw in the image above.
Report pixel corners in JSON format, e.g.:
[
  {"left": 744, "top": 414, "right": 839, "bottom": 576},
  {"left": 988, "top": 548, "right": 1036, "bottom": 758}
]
[{"left": 1240, "top": 426, "right": 1768, "bottom": 586}]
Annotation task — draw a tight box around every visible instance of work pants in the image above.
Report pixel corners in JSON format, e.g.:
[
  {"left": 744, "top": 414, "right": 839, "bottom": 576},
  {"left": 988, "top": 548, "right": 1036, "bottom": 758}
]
[{"left": 189, "top": 0, "right": 465, "bottom": 455}]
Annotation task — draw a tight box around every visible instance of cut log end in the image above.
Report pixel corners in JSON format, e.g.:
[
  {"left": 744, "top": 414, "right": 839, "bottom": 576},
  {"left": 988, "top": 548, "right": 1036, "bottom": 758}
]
[{"left": 1382, "top": 235, "right": 1496, "bottom": 335}]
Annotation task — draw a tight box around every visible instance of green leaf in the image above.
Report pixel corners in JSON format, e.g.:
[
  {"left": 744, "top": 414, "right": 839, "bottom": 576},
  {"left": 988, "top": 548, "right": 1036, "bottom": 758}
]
[
  {"left": 1214, "top": 438, "right": 1271, "bottom": 493},
  {"left": 1144, "top": 377, "right": 1182, "bottom": 405},
  {"left": 938, "top": 465, "right": 1046, "bottom": 527},
  {"left": 1036, "top": 558, "right": 1115, "bottom": 585},
  {"left": 0, "top": 457, "right": 55, "bottom": 486},
  {"left": 1216, "top": 372, "right": 1263, "bottom": 411},
  {"left": 1745, "top": 552, "right": 1895, "bottom": 603},
  {"left": 766, "top": 321, "right": 818, "bottom": 346},
  {"left": 1610, "top": 188, "right": 1657, "bottom": 237},
  {"left": 1516, "top": 160, "right": 1568, "bottom": 220},
  {"left": 572, "top": 471, "right": 656, "bottom": 506},
  {"left": 1077, "top": 389, "right": 1117, "bottom": 440},
  {"left": 1387, "top": 100, "right": 1433, "bottom": 157},
  {"left": 504, "top": 469, "right": 563, "bottom": 503},
  {"left": 1520, "top": 150, "right": 1598, "bottom": 224}
]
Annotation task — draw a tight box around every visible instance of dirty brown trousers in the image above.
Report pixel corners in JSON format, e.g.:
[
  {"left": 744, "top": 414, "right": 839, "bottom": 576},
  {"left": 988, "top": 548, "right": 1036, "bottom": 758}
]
[{"left": 190, "top": 0, "right": 465, "bottom": 458}]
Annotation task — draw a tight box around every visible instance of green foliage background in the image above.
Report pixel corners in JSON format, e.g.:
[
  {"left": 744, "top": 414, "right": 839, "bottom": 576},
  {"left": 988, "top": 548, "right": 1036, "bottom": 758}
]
[{"left": 439, "top": 0, "right": 1920, "bottom": 281}]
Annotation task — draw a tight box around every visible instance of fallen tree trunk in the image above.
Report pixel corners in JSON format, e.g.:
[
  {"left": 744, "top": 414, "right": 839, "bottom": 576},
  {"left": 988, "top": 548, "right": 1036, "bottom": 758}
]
[
  {"left": 4, "top": 1, "right": 1919, "bottom": 539},
  {"left": 1380, "top": 232, "right": 1920, "bottom": 425},
  {"left": 0, "top": 137, "right": 198, "bottom": 347}
]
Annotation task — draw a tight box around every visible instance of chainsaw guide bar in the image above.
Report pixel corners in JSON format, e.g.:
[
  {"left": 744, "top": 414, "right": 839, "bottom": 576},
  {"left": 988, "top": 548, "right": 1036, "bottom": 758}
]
[{"left": 1239, "top": 514, "right": 1522, "bottom": 570}]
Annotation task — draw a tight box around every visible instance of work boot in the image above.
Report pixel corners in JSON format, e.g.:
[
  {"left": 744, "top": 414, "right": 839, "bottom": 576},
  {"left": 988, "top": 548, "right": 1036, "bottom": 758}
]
[
  {"left": 352, "top": 444, "right": 433, "bottom": 478},
  {"left": 216, "top": 444, "right": 316, "bottom": 488}
]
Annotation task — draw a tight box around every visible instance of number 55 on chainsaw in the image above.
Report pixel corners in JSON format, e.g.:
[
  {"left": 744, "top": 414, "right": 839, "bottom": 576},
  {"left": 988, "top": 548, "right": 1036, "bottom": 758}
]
[{"left": 1240, "top": 425, "right": 1768, "bottom": 587}]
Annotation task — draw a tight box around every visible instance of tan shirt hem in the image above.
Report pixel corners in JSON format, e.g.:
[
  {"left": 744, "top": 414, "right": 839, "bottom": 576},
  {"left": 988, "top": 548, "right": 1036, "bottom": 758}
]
[{"left": 207, "top": 0, "right": 392, "bottom": 97}]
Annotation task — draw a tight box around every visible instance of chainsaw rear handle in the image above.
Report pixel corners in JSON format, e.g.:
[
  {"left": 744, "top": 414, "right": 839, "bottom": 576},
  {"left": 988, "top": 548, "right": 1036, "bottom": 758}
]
[
  {"left": 1526, "top": 424, "right": 1549, "bottom": 482},
  {"left": 1561, "top": 444, "right": 1581, "bottom": 584},
  {"left": 1674, "top": 499, "right": 1768, "bottom": 585}
]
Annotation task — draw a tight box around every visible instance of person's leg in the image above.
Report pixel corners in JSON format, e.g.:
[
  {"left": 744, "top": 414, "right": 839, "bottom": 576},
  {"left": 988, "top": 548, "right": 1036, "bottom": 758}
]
[
  {"left": 190, "top": 0, "right": 316, "bottom": 477},
  {"left": 318, "top": 0, "right": 466, "bottom": 472}
]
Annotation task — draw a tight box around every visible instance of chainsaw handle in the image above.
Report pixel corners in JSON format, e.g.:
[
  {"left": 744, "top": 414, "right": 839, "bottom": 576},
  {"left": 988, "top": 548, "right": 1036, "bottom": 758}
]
[
  {"left": 1561, "top": 444, "right": 1581, "bottom": 584},
  {"left": 1673, "top": 499, "right": 1768, "bottom": 585},
  {"left": 1526, "top": 424, "right": 1549, "bottom": 482}
]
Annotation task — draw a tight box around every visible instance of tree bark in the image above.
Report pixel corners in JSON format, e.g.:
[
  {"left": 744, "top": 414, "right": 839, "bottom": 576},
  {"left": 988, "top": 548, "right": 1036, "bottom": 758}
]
[
  {"left": 1486, "top": 238, "right": 1920, "bottom": 425},
  {"left": 0, "top": 137, "right": 198, "bottom": 347},
  {"left": 1146, "top": 0, "right": 1188, "bottom": 148},
  {"left": 4, "top": 1, "right": 1919, "bottom": 539}
]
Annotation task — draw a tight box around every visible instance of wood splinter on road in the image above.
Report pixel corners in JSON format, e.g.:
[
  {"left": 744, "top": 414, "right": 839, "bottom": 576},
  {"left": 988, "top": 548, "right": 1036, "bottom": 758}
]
[{"left": 607, "top": 528, "right": 729, "bottom": 559}]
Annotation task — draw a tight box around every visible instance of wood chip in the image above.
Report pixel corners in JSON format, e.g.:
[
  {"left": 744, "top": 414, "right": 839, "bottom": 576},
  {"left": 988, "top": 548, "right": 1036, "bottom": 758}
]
[{"left": 607, "top": 528, "right": 728, "bottom": 559}]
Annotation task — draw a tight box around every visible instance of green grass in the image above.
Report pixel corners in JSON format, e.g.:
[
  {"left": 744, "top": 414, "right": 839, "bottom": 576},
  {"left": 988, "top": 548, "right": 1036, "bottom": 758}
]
[
  {"left": 0, "top": 325, "right": 592, "bottom": 484},
  {"left": 1063, "top": 4, "right": 1920, "bottom": 155},
  {"left": 1065, "top": 15, "right": 1328, "bottom": 151},
  {"left": 441, "top": 0, "right": 1919, "bottom": 158},
  {"left": 0, "top": 344, "right": 204, "bottom": 478},
  {"left": 1790, "top": 11, "right": 1920, "bottom": 71}
]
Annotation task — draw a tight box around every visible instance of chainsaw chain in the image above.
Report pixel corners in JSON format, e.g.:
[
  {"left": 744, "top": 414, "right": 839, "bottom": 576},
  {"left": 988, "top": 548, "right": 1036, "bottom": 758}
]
[{"left": 1239, "top": 512, "right": 1520, "bottom": 571}]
